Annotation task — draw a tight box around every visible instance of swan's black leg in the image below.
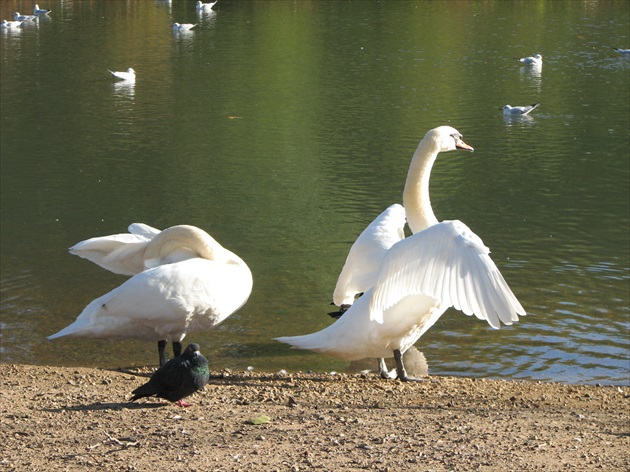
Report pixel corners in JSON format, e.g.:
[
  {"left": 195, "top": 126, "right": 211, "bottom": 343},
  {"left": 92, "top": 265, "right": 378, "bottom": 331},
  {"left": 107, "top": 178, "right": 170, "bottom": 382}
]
[
  {"left": 173, "top": 341, "right": 182, "bottom": 358},
  {"left": 158, "top": 340, "right": 168, "bottom": 366},
  {"left": 394, "top": 349, "right": 423, "bottom": 382}
]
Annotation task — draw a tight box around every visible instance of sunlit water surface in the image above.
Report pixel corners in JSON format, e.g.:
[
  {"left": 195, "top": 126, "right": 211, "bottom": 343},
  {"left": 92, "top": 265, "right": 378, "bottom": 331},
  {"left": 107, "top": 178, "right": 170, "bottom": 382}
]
[{"left": 1, "top": 0, "right": 628, "bottom": 385}]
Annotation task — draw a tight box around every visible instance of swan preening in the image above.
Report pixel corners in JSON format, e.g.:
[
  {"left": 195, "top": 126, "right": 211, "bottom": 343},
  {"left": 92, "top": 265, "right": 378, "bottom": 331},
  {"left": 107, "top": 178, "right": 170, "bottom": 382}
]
[
  {"left": 108, "top": 68, "right": 136, "bottom": 82},
  {"left": 276, "top": 126, "right": 525, "bottom": 381},
  {"left": 48, "top": 224, "right": 253, "bottom": 366},
  {"left": 503, "top": 102, "right": 540, "bottom": 116}
]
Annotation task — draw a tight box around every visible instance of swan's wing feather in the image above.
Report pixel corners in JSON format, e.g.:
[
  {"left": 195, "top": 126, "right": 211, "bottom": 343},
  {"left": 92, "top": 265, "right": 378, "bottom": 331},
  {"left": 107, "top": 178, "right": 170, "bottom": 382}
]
[
  {"left": 369, "top": 220, "right": 525, "bottom": 326},
  {"left": 128, "top": 223, "right": 160, "bottom": 238},
  {"left": 333, "top": 204, "right": 406, "bottom": 306},
  {"left": 69, "top": 226, "right": 159, "bottom": 276}
]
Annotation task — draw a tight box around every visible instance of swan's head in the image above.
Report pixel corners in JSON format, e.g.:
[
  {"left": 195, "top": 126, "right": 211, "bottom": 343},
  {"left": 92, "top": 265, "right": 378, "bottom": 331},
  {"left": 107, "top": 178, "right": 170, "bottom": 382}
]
[{"left": 427, "top": 126, "right": 474, "bottom": 153}]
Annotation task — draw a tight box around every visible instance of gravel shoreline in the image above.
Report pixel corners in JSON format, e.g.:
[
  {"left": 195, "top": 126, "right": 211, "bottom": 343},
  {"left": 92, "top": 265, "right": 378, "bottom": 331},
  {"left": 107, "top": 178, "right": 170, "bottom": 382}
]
[{"left": 1, "top": 363, "right": 628, "bottom": 471}]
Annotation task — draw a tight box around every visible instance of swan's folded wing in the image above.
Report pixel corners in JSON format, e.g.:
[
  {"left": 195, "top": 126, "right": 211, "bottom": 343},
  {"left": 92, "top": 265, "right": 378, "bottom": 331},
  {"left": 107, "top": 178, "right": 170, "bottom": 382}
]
[
  {"left": 69, "top": 227, "right": 158, "bottom": 276},
  {"left": 128, "top": 223, "right": 160, "bottom": 239},
  {"left": 333, "top": 204, "right": 406, "bottom": 306},
  {"left": 369, "top": 220, "right": 525, "bottom": 327}
]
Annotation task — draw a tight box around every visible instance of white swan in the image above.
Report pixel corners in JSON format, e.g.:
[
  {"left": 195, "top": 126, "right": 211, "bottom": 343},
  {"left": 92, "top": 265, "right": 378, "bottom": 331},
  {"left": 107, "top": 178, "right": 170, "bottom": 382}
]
[
  {"left": 48, "top": 225, "right": 253, "bottom": 366},
  {"left": 518, "top": 54, "right": 543, "bottom": 66},
  {"left": 196, "top": 1, "right": 218, "bottom": 12},
  {"left": 276, "top": 126, "right": 525, "bottom": 381},
  {"left": 108, "top": 68, "right": 136, "bottom": 82},
  {"left": 502, "top": 102, "right": 540, "bottom": 116},
  {"left": 173, "top": 22, "right": 196, "bottom": 32}
]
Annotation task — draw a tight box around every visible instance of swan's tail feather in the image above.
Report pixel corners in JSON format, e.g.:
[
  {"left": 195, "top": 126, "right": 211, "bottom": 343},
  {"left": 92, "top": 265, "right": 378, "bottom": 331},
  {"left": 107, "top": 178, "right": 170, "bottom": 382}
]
[{"left": 275, "top": 334, "right": 328, "bottom": 353}]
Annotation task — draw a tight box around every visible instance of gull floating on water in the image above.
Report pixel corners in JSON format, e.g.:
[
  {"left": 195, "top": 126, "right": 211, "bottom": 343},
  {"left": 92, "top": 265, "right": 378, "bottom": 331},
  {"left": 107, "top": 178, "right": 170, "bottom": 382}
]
[
  {"left": 173, "top": 22, "right": 196, "bottom": 32},
  {"left": 1, "top": 19, "right": 24, "bottom": 29},
  {"left": 108, "top": 68, "right": 136, "bottom": 82},
  {"left": 518, "top": 54, "right": 543, "bottom": 66},
  {"left": 502, "top": 103, "right": 540, "bottom": 116},
  {"left": 196, "top": 1, "right": 218, "bottom": 12},
  {"left": 611, "top": 47, "right": 630, "bottom": 56},
  {"left": 14, "top": 12, "right": 38, "bottom": 22},
  {"left": 34, "top": 4, "right": 52, "bottom": 15}
]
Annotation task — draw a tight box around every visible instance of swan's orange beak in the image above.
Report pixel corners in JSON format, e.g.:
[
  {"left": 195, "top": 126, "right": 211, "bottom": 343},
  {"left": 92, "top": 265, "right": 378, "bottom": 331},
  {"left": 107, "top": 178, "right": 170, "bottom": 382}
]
[{"left": 455, "top": 138, "right": 474, "bottom": 152}]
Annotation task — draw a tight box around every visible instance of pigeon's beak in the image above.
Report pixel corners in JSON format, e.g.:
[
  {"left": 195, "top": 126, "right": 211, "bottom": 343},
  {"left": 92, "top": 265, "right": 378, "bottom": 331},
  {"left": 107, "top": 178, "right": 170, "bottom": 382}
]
[{"left": 456, "top": 138, "right": 474, "bottom": 152}]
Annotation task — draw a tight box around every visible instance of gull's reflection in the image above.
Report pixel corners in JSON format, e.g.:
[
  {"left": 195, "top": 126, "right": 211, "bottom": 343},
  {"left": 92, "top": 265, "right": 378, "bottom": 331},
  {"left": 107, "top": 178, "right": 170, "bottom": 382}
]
[{"left": 112, "top": 80, "right": 135, "bottom": 99}]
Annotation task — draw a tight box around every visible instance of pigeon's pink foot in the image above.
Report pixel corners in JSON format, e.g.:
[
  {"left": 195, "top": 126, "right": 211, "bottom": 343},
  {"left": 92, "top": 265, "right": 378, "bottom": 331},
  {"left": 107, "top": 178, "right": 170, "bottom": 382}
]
[{"left": 176, "top": 400, "right": 191, "bottom": 407}]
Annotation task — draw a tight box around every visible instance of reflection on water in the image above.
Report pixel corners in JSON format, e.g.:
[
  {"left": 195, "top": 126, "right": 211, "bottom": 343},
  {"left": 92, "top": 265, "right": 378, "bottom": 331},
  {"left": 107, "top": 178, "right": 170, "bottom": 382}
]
[
  {"left": 1, "top": 0, "right": 628, "bottom": 385},
  {"left": 348, "top": 348, "right": 428, "bottom": 379}
]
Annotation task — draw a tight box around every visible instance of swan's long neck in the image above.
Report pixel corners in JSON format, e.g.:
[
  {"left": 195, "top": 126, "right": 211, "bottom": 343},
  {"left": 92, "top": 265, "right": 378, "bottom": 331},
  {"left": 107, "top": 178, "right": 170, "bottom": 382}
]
[{"left": 402, "top": 136, "right": 440, "bottom": 234}]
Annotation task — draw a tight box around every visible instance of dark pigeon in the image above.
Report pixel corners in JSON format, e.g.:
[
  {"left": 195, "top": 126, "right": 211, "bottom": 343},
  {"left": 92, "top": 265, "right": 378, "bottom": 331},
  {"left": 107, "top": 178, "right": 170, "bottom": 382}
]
[{"left": 130, "top": 343, "right": 210, "bottom": 407}]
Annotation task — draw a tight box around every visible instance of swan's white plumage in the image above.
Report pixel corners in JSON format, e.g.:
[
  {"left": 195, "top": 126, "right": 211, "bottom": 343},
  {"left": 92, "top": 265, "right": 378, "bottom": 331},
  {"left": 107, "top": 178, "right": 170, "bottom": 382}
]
[
  {"left": 277, "top": 126, "right": 525, "bottom": 370},
  {"left": 49, "top": 225, "right": 252, "bottom": 345},
  {"left": 369, "top": 220, "right": 524, "bottom": 327},
  {"left": 333, "top": 204, "right": 406, "bottom": 306},
  {"left": 69, "top": 223, "right": 159, "bottom": 276}
]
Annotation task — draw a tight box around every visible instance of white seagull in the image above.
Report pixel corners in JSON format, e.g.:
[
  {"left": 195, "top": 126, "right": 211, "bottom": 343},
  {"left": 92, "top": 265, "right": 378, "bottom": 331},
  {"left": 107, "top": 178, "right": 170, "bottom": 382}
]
[
  {"left": 13, "top": 12, "right": 38, "bottom": 22},
  {"left": 173, "top": 22, "right": 197, "bottom": 32},
  {"left": 196, "top": 1, "right": 218, "bottom": 12},
  {"left": 518, "top": 54, "right": 543, "bottom": 66},
  {"left": 502, "top": 102, "right": 540, "bottom": 116},
  {"left": 48, "top": 224, "right": 253, "bottom": 367},
  {"left": 276, "top": 126, "right": 525, "bottom": 381},
  {"left": 611, "top": 47, "right": 630, "bottom": 56},
  {"left": 34, "top": 4, "right": 52, "bottom": 15},
  {"left": 108, "top": 67, "right": 136, "bottom": 82},
  {"left": 1, "top": 19, "right": 24, "bottom": 29}
]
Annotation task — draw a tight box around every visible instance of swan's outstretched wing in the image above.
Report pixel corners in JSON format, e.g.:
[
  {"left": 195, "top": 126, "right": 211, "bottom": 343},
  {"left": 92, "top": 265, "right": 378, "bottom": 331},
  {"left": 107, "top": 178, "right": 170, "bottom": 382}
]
[
  {"left": 369, "top": 220, "right": 525, "bottom": 328},
  {"left": 69, "top": 223, "right": 161, "bottom": 276},
  {"left": 333, "top": 204, "right": 406, "bottom": 306}
]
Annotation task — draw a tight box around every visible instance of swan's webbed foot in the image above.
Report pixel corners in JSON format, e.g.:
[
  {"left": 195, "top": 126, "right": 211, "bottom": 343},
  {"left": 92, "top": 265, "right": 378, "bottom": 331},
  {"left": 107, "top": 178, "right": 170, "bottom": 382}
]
[
  {"left": 393, "top": 349, "right": 424, "bottom": 382},
  {"left": 378, "top": 358, "right": 396, "bottom": 379},
  {"left": 158, "top": 340, "right": 168, "bottom": 366}
]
